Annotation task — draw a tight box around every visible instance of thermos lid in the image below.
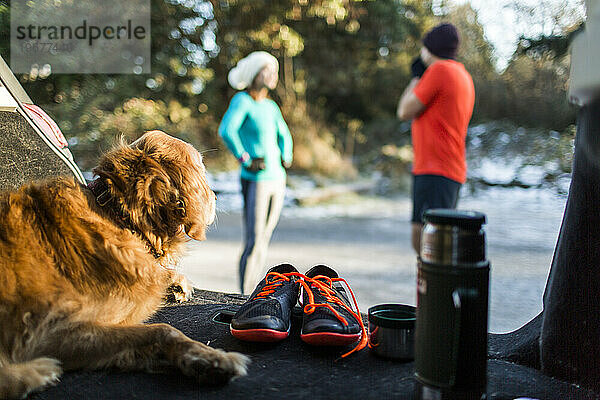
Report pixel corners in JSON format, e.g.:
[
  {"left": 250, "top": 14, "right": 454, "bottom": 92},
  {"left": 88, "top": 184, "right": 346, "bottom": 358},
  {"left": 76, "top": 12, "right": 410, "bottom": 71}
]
[{"left": 423, "top": 209, "right": 486, "bottom": 230}]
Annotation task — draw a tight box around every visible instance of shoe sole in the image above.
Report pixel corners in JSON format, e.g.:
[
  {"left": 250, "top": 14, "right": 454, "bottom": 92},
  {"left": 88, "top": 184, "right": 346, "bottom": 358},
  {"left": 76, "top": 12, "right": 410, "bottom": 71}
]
[
  {"left": 230, "top": 327, "right": 289, "bottom": 342},
  {"left": 300, "top": 332, "right": 361, "bottom": 346}
]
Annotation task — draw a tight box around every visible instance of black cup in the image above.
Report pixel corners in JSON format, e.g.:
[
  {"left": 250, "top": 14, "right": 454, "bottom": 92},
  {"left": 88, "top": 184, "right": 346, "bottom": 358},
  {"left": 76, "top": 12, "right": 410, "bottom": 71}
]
[{"left": 368, "top": 304, "right": 415, "bottom": 360}]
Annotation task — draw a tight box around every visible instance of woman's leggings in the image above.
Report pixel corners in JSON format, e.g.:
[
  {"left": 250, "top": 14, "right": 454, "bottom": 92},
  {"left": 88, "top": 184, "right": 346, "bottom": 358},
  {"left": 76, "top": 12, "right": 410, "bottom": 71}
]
[{"left": 239, "top": 178, "right": 286, "bottom": 294}]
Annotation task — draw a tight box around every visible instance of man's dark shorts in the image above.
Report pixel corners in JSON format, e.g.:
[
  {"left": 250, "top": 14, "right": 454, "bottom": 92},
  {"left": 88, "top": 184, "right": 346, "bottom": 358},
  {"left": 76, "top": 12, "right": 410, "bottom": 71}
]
[{"left": 411, "top": 174, "right": 462, "bottom": 223}]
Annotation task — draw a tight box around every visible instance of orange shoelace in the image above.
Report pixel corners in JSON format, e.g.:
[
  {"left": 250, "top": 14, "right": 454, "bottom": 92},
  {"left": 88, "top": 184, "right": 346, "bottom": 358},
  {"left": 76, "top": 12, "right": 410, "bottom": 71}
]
[
  {"left": 253, "top": 271, "right": 304, "bottom": 299},
  {"left": 299, "top": 274, "right": 368, "bottom": 358}
]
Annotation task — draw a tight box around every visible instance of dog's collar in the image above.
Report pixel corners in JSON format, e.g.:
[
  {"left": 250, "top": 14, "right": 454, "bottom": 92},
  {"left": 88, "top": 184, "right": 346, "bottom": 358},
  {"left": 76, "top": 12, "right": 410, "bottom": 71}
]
[
  {"left": 87, "top": 178, "right": 161, "bottom": 259},
  {"left": 87, "top": 178, "right": 119, "bottom": 209}
]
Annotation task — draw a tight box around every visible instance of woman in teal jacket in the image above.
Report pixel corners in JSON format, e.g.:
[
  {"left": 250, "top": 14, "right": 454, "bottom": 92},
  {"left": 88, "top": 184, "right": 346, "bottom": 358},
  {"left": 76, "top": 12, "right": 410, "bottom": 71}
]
[{"left": 218, "top": 51, "right": 293, "bottom": 294}]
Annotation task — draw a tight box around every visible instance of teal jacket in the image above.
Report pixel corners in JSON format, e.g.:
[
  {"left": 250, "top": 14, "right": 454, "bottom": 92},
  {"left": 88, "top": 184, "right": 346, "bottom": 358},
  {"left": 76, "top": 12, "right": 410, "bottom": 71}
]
[{"left": 218, "top": 92, "right": 293, "bottom": 181}]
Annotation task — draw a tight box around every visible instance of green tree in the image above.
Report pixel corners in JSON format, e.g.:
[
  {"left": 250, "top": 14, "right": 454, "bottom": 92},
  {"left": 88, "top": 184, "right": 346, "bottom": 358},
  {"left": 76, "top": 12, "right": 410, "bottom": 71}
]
[
  {"left": 501, "top": 46, "right": 575, "bottom": 129},
  {"left": 0, "top": 0, "right": 504, "bottom": 178},
  {"left": 1, "top": 0, "right": 223, "bottom": 170},
  {"left": 496, "top": 0, "right": 584, "bottom": 130},
  {"left": 207, "top": 0, "right": 437, "bottom": 171}
]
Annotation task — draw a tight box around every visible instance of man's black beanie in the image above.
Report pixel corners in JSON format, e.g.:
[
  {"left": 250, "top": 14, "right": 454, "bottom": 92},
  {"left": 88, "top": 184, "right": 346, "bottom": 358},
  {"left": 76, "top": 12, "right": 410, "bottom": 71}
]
[{"left": 423, "top": 23, "right": 459, "bottom": 59}]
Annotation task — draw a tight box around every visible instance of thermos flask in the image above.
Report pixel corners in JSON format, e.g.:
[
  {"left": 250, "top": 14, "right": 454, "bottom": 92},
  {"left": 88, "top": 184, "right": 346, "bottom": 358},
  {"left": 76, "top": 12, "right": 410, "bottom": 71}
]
[{"left": 415, "top": 209, "right": 490, "bottom": 400}]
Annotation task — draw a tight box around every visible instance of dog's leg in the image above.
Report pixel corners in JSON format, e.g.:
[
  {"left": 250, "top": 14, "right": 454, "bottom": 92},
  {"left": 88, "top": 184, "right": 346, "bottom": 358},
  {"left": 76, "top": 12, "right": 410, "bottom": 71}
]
[
  {"left": 0, "top": 358, "right": 62, "bottom": 399},
  {"left": 28, "top": 321, "right": 249, "bottom": 385}
]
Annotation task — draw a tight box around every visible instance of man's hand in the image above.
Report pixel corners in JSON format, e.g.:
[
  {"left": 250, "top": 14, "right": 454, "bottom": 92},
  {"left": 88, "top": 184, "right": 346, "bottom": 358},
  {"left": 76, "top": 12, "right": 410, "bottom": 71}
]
[{"left": 411, "top": 56, "right": 427, "bottom": 78}]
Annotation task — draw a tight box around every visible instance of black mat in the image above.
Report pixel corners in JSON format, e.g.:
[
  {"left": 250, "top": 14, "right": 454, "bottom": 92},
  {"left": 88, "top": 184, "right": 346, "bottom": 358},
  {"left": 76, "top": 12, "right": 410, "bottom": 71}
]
[
  {"left": 488, "top": 313, "right": 542, "bottom": 369},
  {"left": 30, "top": 298, "right": 599, "bottom": 400}
]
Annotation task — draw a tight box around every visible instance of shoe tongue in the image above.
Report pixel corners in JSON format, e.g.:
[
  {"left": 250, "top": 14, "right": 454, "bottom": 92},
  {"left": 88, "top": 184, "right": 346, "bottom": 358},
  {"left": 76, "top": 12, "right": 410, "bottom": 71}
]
[
  {"left": 268, "top": 263, "right": 298, "bottom": 274},
  {"left": 305, "top": 264, "right": 338, "bottom": 279}
]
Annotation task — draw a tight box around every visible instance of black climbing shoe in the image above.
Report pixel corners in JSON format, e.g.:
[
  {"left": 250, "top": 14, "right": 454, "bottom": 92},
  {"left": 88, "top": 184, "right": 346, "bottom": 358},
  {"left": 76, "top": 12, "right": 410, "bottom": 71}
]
[
  {"left": 231, "top": 263, "right": 301, "bottom": 342},
  {"left": 299, "top": 265, "right": 367, "bottom": 356}
]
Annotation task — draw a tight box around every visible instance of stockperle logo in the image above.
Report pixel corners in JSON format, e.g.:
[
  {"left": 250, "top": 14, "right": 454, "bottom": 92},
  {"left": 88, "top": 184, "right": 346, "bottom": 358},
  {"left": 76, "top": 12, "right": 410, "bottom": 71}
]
[{"left": 11, "top": 0, "right": 150, "bottom": 74}]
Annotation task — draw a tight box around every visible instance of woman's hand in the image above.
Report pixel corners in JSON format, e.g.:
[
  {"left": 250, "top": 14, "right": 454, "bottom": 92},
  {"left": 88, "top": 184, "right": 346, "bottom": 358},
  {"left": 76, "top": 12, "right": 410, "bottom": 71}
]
[{"left": 248, "top": 157, "right": 266, "bottom": 172}]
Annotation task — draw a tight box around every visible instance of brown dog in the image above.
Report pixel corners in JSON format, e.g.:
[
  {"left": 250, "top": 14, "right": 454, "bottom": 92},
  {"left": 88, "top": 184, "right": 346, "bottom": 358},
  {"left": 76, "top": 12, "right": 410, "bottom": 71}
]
[{"left": 0, "top": 131, "right": 249, "bottom": 399}]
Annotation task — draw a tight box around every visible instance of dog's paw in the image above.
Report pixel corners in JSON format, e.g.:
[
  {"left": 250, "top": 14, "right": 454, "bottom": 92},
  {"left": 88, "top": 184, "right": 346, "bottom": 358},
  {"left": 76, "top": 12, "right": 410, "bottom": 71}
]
[
  {"left": 177, "top": 343, "right": 250, "bottom": 385},
  {"left": 0, "top": 357, "right": 62, "bottom": 399},
  {"left": 166, "top": 272, "right": 194, "bottom": 303},
  {"left": 203, "top": 349, "right": 250, "bottom": 383},
  {"left": 28, "top": 357, "right": 63, "bottom": 387}
]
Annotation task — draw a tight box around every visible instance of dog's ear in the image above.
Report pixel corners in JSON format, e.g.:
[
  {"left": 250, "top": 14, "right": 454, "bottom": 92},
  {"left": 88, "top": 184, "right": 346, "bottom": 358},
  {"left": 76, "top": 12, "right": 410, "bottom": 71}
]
[
  {"left": 185, "top": 220, "right": 207, "bottom": 241},
  {"left": 181, "top": 169, "right": 214, "bottom": 242},
  {"left": 142, "top": 172, "right": 172, "bottom": 206},
  {"left": 140, "top": 169, "right": 186, "bottom": 234}
]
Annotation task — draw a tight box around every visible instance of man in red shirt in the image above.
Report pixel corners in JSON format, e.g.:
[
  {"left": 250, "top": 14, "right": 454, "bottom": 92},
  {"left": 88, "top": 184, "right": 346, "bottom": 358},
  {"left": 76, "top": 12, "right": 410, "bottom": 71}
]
[{"left": 397, "top": 23, "right": 475, "bottom": 253}]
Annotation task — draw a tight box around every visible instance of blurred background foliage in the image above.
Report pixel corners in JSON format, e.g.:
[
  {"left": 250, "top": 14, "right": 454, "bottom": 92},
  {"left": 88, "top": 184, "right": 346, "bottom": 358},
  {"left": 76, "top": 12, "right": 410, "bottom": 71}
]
[{"left": 0, "top": 0, "right": 584, "bottom": 180}]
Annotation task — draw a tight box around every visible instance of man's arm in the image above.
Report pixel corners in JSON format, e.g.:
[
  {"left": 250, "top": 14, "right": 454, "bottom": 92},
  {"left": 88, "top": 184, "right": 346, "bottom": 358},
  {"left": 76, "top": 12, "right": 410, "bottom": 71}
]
[{"left": 397, "top": 78, "right": 425, "bottom": 120}]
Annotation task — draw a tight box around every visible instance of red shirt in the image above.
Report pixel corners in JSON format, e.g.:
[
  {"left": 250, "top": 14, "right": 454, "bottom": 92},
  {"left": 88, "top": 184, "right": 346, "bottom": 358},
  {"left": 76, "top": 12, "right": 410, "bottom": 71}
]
[{"left": 412, "top": 60, "right": 475, "bottom": 184}]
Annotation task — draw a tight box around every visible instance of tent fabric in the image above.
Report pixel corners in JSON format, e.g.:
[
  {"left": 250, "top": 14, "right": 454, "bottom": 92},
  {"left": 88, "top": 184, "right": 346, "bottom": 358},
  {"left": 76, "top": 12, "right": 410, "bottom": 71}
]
[
  {"left": 0, "top": 55, "right": 31, "bottom": 104},
  {"left": 0, "top": 111, "right": 81, "bottom": 191},
  {"left": 0, "top": 54, "right": 84, "bottom": 189},
  {"left": 22, "top": 103, "right": 70, "bottom": 150}
]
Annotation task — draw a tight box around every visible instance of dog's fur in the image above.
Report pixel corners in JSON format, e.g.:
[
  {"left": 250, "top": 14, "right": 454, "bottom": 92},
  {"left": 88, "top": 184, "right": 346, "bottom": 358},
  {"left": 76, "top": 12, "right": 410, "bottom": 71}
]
[{"left": 0, "top": 131, "right": 249, "bottom": 399}]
